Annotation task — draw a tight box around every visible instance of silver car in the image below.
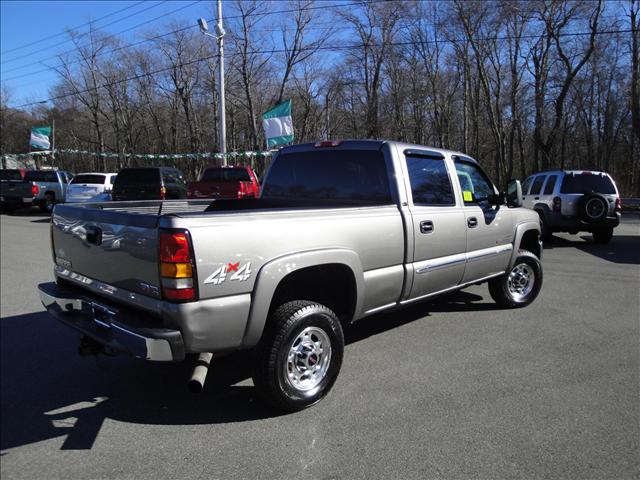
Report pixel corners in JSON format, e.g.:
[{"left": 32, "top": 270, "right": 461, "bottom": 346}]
[{"left": 522, "top": 170, "right": 621, "bottom": 244}]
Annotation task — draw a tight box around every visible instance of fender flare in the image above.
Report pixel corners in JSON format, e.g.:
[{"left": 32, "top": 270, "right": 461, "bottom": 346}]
[
  {"left": 241, "top": 248, "right": 364, "bottom": 348},
  {"left": 533, "top": 203, "right": 551, "bottom": 220},
  {"left": 509, "top": 221, "right": 542, "bottom": 269}
]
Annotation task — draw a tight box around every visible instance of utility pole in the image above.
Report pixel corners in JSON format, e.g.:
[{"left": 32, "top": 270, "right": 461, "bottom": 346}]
[
  {"left": 198, "top": 1, "right": 227, "bottom": 165},
  {"left": 216, "top": 0, "right": 227, "bottom": 164}
]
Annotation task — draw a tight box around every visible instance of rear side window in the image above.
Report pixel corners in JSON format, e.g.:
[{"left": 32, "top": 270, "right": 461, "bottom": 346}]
[
  {"left": 202, "top": 168, "right": 251, "bottom": 182},
  {"left": 406, "top": 156, "right": 454, "bottom": 205},
  {"left": 560, "top": 173, "right": 616, "bottom": 194},
  {"left": 72, "top": 174, "right": 106, "bottom": 185},
  {"left": 262, "top": 150, "right": 391, "bottom": 203},
  {"left": 24, "top": 171, "right": 58, "bottom": 182},
  {"left": 543, "top": 175, "right": 558, "bottom": 195},
  {"left": 115, "top": 168, "right": 161, "bottom": 186},
  {"left": 529, "top": 176, "right": 546, "bottom": 195}
]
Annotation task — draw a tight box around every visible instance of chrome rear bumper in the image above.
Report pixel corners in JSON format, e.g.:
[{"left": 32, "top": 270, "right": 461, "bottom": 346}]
[{"left": 38, "top": 282, "right": 184, "bottom": 361}]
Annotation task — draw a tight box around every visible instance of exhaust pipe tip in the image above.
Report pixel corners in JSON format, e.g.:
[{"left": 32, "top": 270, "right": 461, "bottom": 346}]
[
  {"left": 188, "top": 378, "right": 204, "bottom": 394},
  {"left": 188, "top": 352, "right": 213, "bottom": 394}
]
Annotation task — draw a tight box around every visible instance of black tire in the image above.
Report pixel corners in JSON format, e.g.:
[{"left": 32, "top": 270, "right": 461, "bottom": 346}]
[
  {"left": 489, "top": 250, "right": 543, "bottom": 308},
  {"left": 578, "top": 193, "right": 608, "bottom": 223},
  {"left": 592, "top": 227, "right": 613, "bottom": 244},
  {"left": 252, "top": 300, "right": 344, "bottom": 412},
  {"left": 39, "top": 193, "right": 55, "bottom": 213},
  {"left": 537, "top": 211, "right": 553, "bottom": 242}
]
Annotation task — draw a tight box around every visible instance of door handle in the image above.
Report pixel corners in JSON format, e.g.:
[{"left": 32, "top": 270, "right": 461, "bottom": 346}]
[
  {"left": 534, "top": 197, "right": 540, "bottom": 200},
  {"left": 467, "top": 217, "right": 478, "bottom": 228},
  {"left": 85, "top": 225, "right": 102, "bottom": 245},
  {"left": 420, "top": 220, "right": 434, "bottom": 234}
]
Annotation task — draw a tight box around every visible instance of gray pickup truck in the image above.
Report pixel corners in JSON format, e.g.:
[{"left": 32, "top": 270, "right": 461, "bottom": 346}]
[
  {"left": 24, "top": 170, "right": 74, "bottom": 212},
  {"left": 38, "top": 140, "right": 542, "bottom": 411}
]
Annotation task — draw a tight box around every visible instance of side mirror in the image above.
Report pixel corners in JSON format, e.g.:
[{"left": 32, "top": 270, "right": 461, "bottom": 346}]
[{"left": 505, "top": 179, "right": 523, "bottom": 207}]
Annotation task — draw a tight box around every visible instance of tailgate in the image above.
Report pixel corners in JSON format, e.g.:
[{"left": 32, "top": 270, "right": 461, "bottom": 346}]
[
  {"left": 190, "top": 181, "right": 239, "bottom": 198},
  {"left": 52, "top": 204, "right": 161, "bottom": 298},
  {"left": 0, "top": 181, "right": 32, "bottom": 198}
]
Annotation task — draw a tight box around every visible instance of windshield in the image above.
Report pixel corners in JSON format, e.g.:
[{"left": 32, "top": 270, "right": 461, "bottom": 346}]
[
  {"left": 262, "top": 150, "right": 391, "bottom": 203},
  {"left": 560, "top": 174, "right": 616, "bottom": 194},
  {"left": 71, "top": 174, "right": 106, "bottom": 185},
  {"left": 24, "top": 171, "right": 58, "bottom": 182},
  {"left": 201, "top": 168, "right": 251, "bottom": 182},
  {"left": 0, "top": 170, "right": 23, "bottom": 181},
  {"left": 114, "top": 168, "right": 161, "bottom": 186}
]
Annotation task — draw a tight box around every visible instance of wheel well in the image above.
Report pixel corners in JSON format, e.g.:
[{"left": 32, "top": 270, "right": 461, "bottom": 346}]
[
  {"left": 45, "top": 191, "right": 55, "bottom": 198},
  {"left": 269, "top": 264, "right": 357, "bottom": 324},
  {"left": 520, "top": 229, "right": 541, "bottom": 259}
]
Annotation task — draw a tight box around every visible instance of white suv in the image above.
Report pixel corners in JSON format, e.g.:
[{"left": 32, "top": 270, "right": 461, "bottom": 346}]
[
  {"left": 521, "top": 170, "right": 621, "bottom": 244},
  {"left": 66, "top": 173, "right": 117, "bottom": 203}
]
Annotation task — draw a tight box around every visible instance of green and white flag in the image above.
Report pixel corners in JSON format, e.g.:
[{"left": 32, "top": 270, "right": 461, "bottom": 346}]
[
  {"left": 262, "top": 99, "right": 294, "bottom": 147},
  {"left": 30, "top": 126, "right": 52, "bottom": 150}
]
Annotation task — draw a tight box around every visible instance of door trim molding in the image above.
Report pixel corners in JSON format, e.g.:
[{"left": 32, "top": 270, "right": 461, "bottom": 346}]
[{"left": 415, "top": 244, "right": 512, "bottom": 274}]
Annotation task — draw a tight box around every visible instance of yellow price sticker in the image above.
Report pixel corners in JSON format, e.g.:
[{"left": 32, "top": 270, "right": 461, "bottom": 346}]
[{"left": 463, "top": 191, "right": 473, "bottom": 202}]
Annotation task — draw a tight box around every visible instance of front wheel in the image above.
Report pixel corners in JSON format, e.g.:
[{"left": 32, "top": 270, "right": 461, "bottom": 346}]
[
  {"left": 592, "top": 227, "right": 613, "bottom": 244},
  {"left": 252, "top": 301, "right": 344, "bottom": 412},
  {"left": 489, "top": 250, "right": 543, "bottom": 308}
]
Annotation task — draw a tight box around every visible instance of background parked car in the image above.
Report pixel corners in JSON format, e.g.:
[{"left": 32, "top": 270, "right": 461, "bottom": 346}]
[
  {"left": 23, "top": 170, "right": 74, "bottom": 212},
  {"left": 66, "top": 173, "right": 118, "bottom": 203},
  {"left": 112, "top": 167, "right": 187, "bottom": 201},
  {"left": 0, "top": 169, "right": 37, "bottom": 213},
  {"left": 521, "top": 169, "right": 621, "bottom": 244},
  {"left": 187, "top": 165, "right": 260, "bottom": 199}
]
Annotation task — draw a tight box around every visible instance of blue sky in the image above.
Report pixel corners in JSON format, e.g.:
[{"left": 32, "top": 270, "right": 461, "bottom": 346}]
[{"left": 1, "top": 1, "right": 212, "bottom": 107}]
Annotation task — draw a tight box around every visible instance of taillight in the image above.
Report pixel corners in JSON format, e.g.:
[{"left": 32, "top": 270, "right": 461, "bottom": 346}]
[
  {"left": 314, "top": 140, "right": 342, "bottom": 147},
  {"left": 615, "top": 198, "right": 622, "bottom": 212},
  {"left": 237, "top": 182, "right": 246, "bottom": 198},
  {"left": 160, "top": 186, "right": 167, "bottom": 200},
  {"left": 553, "top": 196, "right": 561, "bottom": 212},
  {"left": 31, "top": 183, "right": 39, "bottom": 197},
  {"left": 159, "top": 230, "right": 197, "bottom": 302}
]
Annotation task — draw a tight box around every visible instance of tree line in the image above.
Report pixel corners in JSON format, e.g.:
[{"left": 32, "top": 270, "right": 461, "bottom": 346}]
[{"left": 1, "top": 0, "right": 638, "bottom": 195}]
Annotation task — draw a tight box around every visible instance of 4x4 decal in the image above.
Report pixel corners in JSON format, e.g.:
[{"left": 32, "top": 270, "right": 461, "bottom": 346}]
[{"left": 204, "top": 262, "right": 252, "bottom": 285}]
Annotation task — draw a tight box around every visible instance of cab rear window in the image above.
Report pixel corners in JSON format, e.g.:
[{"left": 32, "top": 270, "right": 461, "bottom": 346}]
[
  {"left": 24, "top": 171, "right": 58, "bottom": 182},
  {"left": 263, "top": 150, "right": 391, "bottom": 203},
  {"left": 560, "top": 174, "right": 615, "bottom": 194},
  {"left": 202, "top": 168, "right": 251, "bottom": 182}
]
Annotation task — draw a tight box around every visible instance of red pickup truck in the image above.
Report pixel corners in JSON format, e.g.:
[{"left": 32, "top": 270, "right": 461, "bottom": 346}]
[{"left": 187, "top": 166, "right": 260, "bottom": 199}]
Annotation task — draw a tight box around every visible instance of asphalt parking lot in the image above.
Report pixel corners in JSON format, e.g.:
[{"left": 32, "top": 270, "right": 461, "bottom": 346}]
[{"left": 1, "top": 211, "right": 638, "bottom": 479}]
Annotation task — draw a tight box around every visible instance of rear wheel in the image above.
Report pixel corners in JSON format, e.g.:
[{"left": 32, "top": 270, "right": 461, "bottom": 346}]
[
  {"left": 592, "top": 227, "right": 613, "bottom": 244},
  {"left": 39, "top": 193, "right": 55, "bottom": 213},
  {"left": 489, "top": 250, "right": 543, "bottom": 308},
  {"left": 252, "top": 300, "right": 344, "bottom": 412}
]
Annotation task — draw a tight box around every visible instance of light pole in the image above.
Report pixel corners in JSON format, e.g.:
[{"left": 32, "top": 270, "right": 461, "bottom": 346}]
[{"left": 198, "top": 0, "right": 226, "bottom": 165}]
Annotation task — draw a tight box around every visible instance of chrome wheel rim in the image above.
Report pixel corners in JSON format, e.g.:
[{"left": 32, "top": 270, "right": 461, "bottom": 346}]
[
  {"left": 585, "top": 198, "right": 605, "bottom": 219},
  {"left": 507, "top": 263, "right": 535, "bottom": 301},
  {"left": 285, "top": 326, "right": 332, "bottom": 392}
]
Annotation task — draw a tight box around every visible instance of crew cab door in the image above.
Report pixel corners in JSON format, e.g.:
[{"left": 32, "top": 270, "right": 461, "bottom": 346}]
[
  {"left": 402, "top": 150, "right": 467, "bottom": 300},
  {"left": 453, "top": 157, "right": 514, "bottom": 283}
]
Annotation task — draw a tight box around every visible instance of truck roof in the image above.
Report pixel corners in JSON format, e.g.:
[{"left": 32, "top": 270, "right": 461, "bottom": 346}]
[{"left": 280, "top": 140, "right": 478, "bottom": 163}]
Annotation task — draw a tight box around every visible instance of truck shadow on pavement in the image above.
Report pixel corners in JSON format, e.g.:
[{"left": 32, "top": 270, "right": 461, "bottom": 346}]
[
  {"left": 0, "top": 291, "right": 492, "bottom": 452},
  {"left": 543, "top": 234, "right": 640, "bottom": 265}
]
